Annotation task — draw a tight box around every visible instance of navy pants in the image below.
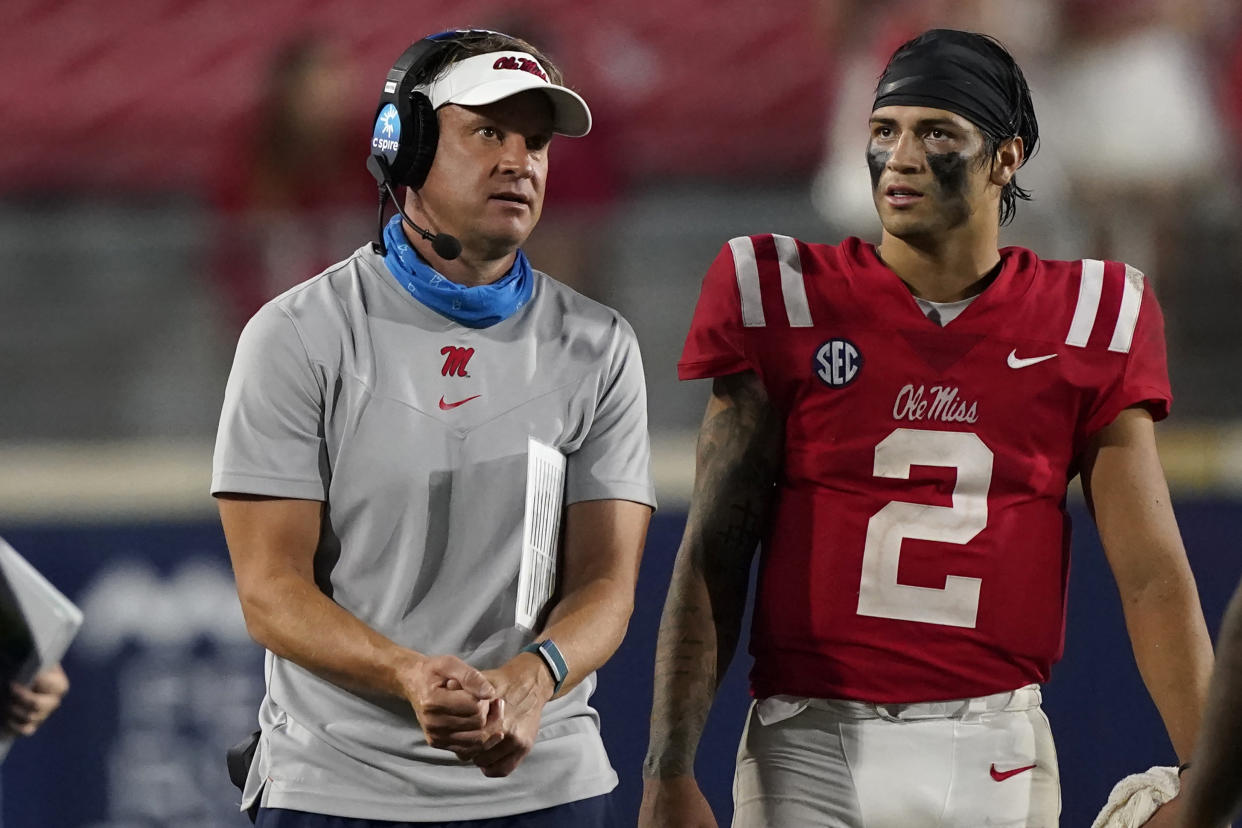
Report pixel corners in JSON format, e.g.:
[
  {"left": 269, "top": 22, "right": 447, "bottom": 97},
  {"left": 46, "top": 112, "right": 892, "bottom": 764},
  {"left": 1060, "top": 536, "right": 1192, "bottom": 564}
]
[{"left": 253, "top": 794, "right": 616, "bottom": 827}]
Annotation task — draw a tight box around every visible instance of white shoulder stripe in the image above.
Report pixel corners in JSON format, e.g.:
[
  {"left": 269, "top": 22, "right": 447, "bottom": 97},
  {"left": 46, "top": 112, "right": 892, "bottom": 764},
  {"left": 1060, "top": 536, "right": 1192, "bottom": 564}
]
[
  {"left": 772, "top": 234, "right": 813, "bottom": 327},
  {"left": 1109, "top": 265, "right": 1145, "bottom": 353},
  {"left": 1066, "top": 259, "right": 1105, "bottom": 347},
  {"left": 729, "top": 236, "right": 765, "bottom": 327}
]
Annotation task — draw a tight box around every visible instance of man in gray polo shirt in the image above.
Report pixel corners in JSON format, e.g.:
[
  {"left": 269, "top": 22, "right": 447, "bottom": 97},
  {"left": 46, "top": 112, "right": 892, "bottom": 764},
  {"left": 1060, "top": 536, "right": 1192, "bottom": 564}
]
[{"left": 213, "top": 28, "right": 654, "bottom": 827}]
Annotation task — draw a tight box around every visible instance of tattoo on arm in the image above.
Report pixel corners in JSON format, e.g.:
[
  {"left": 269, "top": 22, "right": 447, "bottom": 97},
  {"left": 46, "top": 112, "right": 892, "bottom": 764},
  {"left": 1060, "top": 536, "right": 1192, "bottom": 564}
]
[{"left": 643, "top": 373, "right": 783, "bottom": 778}]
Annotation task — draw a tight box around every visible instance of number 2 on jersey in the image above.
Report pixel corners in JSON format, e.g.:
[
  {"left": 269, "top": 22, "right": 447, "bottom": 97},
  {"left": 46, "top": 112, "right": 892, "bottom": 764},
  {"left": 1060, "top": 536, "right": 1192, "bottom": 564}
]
[{"left": 856, "top": 428, "right": 993, "bottom": 628}]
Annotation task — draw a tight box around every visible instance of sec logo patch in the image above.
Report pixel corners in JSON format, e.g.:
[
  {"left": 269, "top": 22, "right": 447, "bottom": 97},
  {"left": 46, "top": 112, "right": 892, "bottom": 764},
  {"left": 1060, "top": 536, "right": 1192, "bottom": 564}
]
[{"left": 814, "top": 338, "right": 863, "bottom": 388}]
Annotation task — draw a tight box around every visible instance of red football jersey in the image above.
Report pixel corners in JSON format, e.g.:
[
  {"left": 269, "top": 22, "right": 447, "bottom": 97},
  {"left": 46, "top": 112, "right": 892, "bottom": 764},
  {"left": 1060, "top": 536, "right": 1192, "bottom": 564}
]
[{"left": 679, "top": 235, "right": 1171, "bottom": 703}]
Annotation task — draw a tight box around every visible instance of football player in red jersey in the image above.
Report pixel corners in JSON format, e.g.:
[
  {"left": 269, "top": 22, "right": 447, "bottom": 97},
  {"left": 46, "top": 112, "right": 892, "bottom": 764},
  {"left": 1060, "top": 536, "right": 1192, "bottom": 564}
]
[{"left": 639, "top": 29, "right": 1213, "bottom": 828}]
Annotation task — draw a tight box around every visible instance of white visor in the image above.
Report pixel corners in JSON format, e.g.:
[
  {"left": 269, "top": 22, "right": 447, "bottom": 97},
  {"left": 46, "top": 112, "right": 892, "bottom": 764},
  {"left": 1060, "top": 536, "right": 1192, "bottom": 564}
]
[{"left": 425, "top": 51, "right": 592, "bottom": 137}]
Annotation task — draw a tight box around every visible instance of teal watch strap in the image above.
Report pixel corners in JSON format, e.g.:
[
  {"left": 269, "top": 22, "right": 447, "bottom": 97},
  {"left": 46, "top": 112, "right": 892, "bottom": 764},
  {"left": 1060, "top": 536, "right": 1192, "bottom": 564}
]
[{"left": 521, "top": 639, "right": 568, "bottom": 694}]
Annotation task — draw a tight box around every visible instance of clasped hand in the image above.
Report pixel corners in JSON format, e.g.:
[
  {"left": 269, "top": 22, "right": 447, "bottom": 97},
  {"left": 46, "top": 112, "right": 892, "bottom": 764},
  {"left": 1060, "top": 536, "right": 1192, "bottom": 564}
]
[{"left": 402, "top": 652, "right": 554, "bottom": 778}]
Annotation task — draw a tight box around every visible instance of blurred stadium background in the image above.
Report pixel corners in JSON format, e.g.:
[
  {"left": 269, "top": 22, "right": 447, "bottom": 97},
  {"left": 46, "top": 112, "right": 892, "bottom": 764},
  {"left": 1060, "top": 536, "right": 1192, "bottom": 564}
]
[{"left": 3, "top": 0, "right": 1241, "bottom": 825}]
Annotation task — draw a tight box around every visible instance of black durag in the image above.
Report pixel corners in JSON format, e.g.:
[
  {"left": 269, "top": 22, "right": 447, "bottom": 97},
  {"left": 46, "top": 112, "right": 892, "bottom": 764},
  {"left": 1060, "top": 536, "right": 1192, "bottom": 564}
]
[{"left": 872, "top": 29, "right": 1023, "bottom": 140}]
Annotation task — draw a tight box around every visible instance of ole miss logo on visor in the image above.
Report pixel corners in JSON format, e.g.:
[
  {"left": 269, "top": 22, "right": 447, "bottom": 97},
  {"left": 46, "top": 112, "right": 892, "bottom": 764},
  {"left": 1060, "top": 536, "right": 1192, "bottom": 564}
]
[{"left": 492, "top": 55, "right": 547, "bottom": 81}]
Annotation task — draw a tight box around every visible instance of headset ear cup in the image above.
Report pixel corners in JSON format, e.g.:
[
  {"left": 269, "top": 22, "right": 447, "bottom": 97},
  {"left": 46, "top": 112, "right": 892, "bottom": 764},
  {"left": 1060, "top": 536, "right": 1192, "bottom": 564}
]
[{"left": 399, "top": 91, "right": 439, "bottom": 190}]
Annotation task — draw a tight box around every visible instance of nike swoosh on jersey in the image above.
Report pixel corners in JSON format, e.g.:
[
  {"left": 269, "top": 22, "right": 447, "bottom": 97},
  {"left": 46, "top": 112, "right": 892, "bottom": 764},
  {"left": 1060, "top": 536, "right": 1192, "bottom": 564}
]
[
  {"left": 990, "top": 763, "right": 1037, "bottom": 782},
  {"left": 438, "top": 394, "right": 481, "bottom": 410},
  {"left": 1007, "top": 350, "right": 1058, "bottom": 369}
]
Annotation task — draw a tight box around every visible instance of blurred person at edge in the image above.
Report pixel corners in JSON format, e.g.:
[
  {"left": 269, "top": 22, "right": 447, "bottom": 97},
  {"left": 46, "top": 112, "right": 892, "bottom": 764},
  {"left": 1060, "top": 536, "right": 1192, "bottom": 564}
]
[
  {"left": 1170, "top": 576, "right": 1242, "bottom": 828},
  {"left": 2, "top": 665, "right": 67, "bottom": 742},
  {"left": 211, "top": 35, "right": 374, "bottom": 331},
  {"left": 1052, "top": 0, "right": 1234, "bottom": 328},
  {"left": 1225, "top": 19, "right": 1242, "bottom": 161},
  {"left": 212, "top": 28, "right": 653, "bottom": 828},
  {"left": 0, "top": 665, "right": 69, "bottom": 825},
  {"left": 640, "top": 28, "right": 1212, "bottom": 828}
]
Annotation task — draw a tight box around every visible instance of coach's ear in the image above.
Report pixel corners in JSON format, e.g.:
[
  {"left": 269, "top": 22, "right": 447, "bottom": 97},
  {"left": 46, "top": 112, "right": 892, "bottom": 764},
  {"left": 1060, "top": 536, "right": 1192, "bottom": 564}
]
[{"left": 990, "top": 137, "right": 1024, "bottom": 187}]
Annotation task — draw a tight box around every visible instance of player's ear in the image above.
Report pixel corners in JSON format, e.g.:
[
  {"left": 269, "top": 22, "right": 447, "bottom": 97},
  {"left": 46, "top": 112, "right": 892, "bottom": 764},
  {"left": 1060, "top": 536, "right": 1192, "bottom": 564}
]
[{"left": 991, "top": 137, "right": 1024, "bottom": 187}]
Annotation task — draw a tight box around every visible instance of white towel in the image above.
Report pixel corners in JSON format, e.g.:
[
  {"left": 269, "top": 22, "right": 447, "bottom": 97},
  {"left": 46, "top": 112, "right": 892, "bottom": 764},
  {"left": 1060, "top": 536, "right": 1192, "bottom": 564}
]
[{"left": 1090, "top": 765, "right": 1181, "bottom": 828}]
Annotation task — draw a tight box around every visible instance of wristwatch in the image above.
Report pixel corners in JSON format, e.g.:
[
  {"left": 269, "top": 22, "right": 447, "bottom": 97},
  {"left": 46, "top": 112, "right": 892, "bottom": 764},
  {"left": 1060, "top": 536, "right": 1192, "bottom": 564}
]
[{"left": 520, "top": 639, "right": 568, "bottom": 695}]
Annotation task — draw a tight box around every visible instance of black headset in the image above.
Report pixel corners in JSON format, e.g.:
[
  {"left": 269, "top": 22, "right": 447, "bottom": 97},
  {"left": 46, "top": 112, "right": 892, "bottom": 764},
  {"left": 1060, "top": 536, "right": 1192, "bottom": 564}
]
[
  {"left": 370, "top": 33, "right": 447, "bottom": 189},
  {"left": 367, "top": 29, "right": 514, "bottom": 259},
  {"left": 369, "top": 29, "right": 512, "bottom": 189}
]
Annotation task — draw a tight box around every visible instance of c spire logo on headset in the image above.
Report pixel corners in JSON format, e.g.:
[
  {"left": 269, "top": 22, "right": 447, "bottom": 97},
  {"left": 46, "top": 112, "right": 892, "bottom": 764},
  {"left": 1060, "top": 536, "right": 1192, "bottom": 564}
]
[{"left": 372, "top": 103, "right": 401, "bottom": 160}]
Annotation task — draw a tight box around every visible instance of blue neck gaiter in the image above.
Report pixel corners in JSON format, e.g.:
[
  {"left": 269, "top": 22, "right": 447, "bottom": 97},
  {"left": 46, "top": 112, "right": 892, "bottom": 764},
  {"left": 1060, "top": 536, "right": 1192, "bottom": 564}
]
[{"left": 381, "top": 215, "right": 534, "bottom": 328}]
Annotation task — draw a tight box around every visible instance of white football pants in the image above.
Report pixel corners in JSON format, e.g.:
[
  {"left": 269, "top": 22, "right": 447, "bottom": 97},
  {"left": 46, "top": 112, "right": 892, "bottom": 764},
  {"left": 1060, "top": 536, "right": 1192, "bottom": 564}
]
[{"left": 732, "top": 685, "right": 1060, "bottom": 827}]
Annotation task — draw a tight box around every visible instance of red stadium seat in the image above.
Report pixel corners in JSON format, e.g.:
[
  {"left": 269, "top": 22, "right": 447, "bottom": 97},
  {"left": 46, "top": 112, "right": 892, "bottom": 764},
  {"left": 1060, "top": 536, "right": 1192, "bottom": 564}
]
[{"left": 0, "top": 0, "right": 831, "bottom": 194}]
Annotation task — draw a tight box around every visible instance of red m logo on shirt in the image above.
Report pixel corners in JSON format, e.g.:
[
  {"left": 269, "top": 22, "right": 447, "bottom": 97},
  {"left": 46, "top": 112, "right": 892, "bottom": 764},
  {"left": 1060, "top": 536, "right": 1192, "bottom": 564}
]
[{"left": 440, "top": 346, "right": 475, "bottom": 377}]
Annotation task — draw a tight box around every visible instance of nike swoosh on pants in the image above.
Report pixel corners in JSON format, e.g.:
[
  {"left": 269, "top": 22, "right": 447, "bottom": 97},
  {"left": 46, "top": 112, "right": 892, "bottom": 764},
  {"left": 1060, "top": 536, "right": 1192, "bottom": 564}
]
[{"left": 990, "top": 763, "right": 1037, "bottom": 782}]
